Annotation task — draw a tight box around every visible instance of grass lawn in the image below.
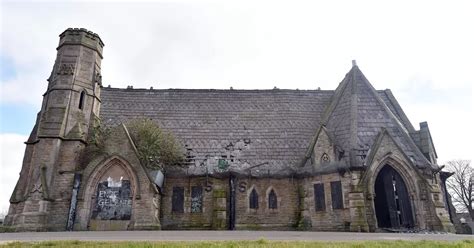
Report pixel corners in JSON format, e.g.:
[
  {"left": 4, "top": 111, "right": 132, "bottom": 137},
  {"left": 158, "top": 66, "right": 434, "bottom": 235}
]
[{"left": 1, "top": 240, "right": 473, "bottom": 248}]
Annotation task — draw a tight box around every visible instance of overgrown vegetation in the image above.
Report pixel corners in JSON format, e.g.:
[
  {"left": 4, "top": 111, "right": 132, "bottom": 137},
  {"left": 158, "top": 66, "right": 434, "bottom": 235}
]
[
  {"left": 127, "top": 118, "right": 184, "bottom": 170},
  {"left": 79, "top": 122, "right": 110, "bottom": 169},
  {"left": 0, "top": 226, "right": 15, "bottom": 233},
  {"left": 1, "top": 240, "right": 473, "bottom": 248}
]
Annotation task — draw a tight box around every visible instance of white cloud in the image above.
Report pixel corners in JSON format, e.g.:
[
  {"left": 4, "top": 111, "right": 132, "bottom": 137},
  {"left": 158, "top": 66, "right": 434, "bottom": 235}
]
[{"left": 0, "top": 133, "right": 27, "bottom": 215}]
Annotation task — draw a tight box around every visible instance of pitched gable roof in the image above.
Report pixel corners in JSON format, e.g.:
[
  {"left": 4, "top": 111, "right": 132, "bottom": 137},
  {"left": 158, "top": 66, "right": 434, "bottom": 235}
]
[
  {"left": 351, "top": 66, "right": 432, "bottom": 168},
  {"left": 99, "top": 66, "right": 433, "bottom": 176},
  {"left": 303, "top": 65, "right": 433, "bottom": 169}
]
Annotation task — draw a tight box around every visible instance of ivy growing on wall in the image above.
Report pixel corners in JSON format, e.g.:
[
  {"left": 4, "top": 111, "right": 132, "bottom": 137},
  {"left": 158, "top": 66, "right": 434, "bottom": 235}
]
[
  {"left": 126, "top": 118, "right": 184, "bottom": 170},
  {"left": 79, "top": 121, "right": 110, "bottom": 169}
]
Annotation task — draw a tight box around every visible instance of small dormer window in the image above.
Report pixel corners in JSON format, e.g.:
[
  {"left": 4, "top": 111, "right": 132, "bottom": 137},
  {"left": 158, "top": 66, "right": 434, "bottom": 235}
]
[{"left": 79, "top": 91, "right": 86, "bottom": 110}]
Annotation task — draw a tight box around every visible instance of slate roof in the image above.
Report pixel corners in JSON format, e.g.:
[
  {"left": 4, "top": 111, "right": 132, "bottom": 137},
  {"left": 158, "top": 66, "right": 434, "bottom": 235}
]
[
  {"left": 318, "top": 66, "right": 432, "bottom": 169},
  {"left": 99, "top": 65, "right": 434, "bottom": 177}
]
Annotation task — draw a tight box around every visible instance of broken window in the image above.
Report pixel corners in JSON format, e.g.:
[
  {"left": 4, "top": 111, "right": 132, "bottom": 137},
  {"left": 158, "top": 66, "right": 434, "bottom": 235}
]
[
  {"left": 249, "top": 188, "right": 259, "bottom": 209},
  {"left": 268, "top": 189, "right": 277, "bottom": 209},
  {"left": 314, "top": 183, "right": 326, "bottom": 211},
  {"left": 191, "top": 186, "right": 203, "bottom": 213},
  {"left": 331, "top": 181, "right": 343, "bottom": 209},
  {"left": 172, "top": 187, "right": 184, "bottom": 213}
]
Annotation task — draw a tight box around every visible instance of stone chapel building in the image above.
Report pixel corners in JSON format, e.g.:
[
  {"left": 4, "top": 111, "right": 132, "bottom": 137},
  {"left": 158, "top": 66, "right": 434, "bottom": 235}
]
[{"left": 5, "top": 28, "right": 455, "bottom": 232}]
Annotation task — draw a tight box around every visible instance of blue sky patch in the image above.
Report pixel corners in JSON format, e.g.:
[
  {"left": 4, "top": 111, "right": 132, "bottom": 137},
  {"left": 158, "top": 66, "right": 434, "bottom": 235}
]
[
  {"left": 0, "top": 104, "right": 37, "bottom": 135},
  {"left": 0, "top": 55, "right": 17, "bottom": 82}
]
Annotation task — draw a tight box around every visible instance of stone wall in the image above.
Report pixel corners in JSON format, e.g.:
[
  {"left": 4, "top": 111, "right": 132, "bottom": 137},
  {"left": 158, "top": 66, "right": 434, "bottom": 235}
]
[
  {"left": 161, "top": 176, "right": 355, "bottom": 231},
  {"left": 300, "top": 173, "right": 352, "bottom": 231},
  {"left": 160, "top": 177, "right": 219, "bottom": 229},
  {"left": 235, "top": 177, "right": 298, "bottom": 230}
]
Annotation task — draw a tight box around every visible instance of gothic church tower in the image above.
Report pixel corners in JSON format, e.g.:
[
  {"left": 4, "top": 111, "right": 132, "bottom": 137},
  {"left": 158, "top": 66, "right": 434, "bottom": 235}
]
[{"left": 5, "top": 28, "right": 104, "bottom": 231}]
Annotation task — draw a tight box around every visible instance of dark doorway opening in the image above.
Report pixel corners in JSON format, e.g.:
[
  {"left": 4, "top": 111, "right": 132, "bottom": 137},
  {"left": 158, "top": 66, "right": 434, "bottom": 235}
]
[{"left": 374, "top": 165, "right": 414, "bottom": 229}]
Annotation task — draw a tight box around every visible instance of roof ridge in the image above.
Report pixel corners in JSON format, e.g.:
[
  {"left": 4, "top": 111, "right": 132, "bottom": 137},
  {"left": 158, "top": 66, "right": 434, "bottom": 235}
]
[
  {"left": 101, "top": 86, "right": 335, "bottom": 93},
  {"left": 353, "top": 66, "right": 409, "bottom": 134},
  {"left": 382, "top": 89, "right": 416, "bottom": 133},
  {"left": 349, "top": 66, "right": 359, "bottom": 166}
]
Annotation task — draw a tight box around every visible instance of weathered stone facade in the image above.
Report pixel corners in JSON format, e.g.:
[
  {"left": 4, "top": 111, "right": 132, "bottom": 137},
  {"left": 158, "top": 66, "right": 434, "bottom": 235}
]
[{"left": 5, "top": 28, "right": 455, "bottom": 232}]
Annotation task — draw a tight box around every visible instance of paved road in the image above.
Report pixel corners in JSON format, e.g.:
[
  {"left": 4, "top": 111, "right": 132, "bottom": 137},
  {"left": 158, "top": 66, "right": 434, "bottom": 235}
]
[{"left": 0, "top": 231, "right": 473, "bottom": 243}]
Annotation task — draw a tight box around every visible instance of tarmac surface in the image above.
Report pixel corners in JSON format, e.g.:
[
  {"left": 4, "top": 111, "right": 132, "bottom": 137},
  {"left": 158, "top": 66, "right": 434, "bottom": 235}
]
[{"left": 0, "top": 231, "right": 473, "bottom": 243}]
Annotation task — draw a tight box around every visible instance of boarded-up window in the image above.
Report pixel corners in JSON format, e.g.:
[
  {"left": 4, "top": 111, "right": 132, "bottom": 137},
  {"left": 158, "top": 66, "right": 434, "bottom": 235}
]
[
  {"left": 172, "top": 187, "right": 184, "bottom": 213},
  {"left": 91, "top": 162, "right": 132, "bottom": 221},
  {"left": 314, "top": 183, "right": 325, "bottom": 211},
  {"left": 268, "top": 189, "right": 277, "bottom": 209},
  {"left": 191, "top": 186, "right": 203, "bottom": 213},
  {"left": 92, "top": 179, "right": 132, "bottom": 220},
  {"left": 331, "top": 181, "right": 343, "bottom": 209},
  {"left": 249, "top": 188, "right": 259, "bottom": 209}
]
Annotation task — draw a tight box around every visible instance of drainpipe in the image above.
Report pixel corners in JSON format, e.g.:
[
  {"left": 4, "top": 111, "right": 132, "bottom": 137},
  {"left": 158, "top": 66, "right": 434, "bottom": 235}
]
[{"left": 229, "top": 174, "right": 236, "bottom": 230}]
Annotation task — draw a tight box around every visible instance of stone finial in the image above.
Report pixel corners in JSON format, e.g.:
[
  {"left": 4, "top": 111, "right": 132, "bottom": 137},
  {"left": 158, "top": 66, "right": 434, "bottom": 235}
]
[{"left": 352, "top": 60, "right": 357, "bottom": 67}]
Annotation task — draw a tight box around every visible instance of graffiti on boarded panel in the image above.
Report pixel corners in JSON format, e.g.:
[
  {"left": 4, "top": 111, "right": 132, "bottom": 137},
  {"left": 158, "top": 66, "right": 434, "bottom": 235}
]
[
  {"left": 91, "top": 177, "right": 132, "bottom": 220},
  {"left": 191, "top": 186, "right": 203, "bottom": 213}
]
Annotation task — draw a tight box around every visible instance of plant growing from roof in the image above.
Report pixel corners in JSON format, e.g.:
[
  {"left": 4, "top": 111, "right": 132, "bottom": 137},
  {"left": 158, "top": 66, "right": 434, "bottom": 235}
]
[{"left": 126, "top": 118, "right": 184, "bottom": 170}]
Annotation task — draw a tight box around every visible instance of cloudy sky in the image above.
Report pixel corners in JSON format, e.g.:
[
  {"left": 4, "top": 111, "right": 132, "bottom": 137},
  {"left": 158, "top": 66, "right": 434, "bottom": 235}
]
[{"left": 0, "top": 0, "right": 473, "bottom": 215}]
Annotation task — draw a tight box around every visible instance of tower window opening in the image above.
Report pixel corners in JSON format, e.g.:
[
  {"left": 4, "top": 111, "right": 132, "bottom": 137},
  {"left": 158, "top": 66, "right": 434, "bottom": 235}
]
[{"left": 79, "top": 91, "right": 86, "bottom": 110}]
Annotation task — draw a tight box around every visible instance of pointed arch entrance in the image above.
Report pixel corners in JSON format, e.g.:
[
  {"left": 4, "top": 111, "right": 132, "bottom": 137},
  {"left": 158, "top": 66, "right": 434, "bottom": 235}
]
[
  {"left": 374, "top": 165, "right": 414, "bottom": 229},
  {"left": 84, "top": 156, "right": 139, "bottom": 230}
]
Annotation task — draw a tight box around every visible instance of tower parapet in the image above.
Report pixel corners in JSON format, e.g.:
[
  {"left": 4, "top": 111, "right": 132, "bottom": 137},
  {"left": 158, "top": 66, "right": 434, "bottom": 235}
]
[{"left": 58, "top": 28, "right": 104, "bottom": 58}]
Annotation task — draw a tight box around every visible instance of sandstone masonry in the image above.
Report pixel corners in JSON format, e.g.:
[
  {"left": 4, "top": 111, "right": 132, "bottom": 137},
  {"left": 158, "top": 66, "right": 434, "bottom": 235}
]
[{"left": 5, "top": 28, "right": 455, "bottom": 233}]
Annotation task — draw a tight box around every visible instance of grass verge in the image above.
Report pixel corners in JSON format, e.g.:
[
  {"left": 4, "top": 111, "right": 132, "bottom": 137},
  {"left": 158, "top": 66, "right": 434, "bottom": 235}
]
[{"left": 0, "top": 240, "right": 473, "bottom": 248}]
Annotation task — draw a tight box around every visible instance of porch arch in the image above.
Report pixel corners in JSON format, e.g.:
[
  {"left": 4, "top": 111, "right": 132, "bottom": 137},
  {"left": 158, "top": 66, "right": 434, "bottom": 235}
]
[
  {"left": 365, "top": 155, "right": 423, "bottom": 230},
  {"left": 81, "top": 155, "right": 140, "bottom": 230},
  {"left": 374, "top": 164, "right": 414, "bottom": 228}
]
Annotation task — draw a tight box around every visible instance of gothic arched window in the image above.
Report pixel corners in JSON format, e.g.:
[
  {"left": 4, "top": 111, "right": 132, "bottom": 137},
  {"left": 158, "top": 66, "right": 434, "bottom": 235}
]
[
  {"left": 268, "top": 189, "right": 277, "bottom": 209},
  {"left": 249, "top": 188, "right": 259, "bottom": 209},
  {"left": 79, "top": 91, "right": 86, "bottom": 110}
]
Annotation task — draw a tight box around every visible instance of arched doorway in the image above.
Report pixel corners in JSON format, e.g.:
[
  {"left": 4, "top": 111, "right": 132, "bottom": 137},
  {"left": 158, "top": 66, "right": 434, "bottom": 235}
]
[
  {"left": 374, "top": 165, "right": 414, "bottom": 229},
  {"left": 88, "top": 158, "right": 135, "bottom": 230}
]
